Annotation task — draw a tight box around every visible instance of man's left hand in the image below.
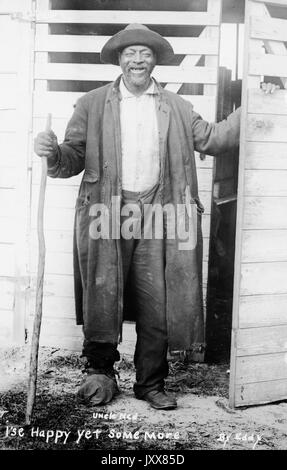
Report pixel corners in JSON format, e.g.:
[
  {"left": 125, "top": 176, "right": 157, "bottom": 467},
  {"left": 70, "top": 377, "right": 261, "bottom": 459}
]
[{"left": 260, "top": 82, "right": 280, "bottom": 94}]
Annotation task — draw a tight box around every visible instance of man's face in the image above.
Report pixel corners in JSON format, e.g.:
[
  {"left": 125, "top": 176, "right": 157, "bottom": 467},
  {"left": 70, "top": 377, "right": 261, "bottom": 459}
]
[{"left": 118, "top": 45, "right": 156, "bottom": 94}]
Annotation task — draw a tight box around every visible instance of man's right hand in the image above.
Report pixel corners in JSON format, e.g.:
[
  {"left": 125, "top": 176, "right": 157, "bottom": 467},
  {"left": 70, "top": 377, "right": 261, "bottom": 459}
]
[{"left": 34, "top": 130, "right": 58, "bottom": 158}]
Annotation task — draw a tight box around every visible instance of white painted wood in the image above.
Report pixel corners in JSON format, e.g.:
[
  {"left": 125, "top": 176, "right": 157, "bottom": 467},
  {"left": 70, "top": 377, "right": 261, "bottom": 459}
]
[
  {"left": 0, "top": 188, "right": 16, "bottom": 216},
  {"left": 0, "top": 279, "right": 15, "bottom": 311},
  {"left": 35, "top": 10, "right": 221, "bottom": 26},
  {"left": 28, "top": 294, "right": 75, "bottom": 319},
  {"left": 251, "top": 15, "right": 287, "bottom": 42},
  {"left": 0, "top": 75, "right": 17, "bottom": 98},
  {"left": 203, "top": 25, "right": 220, "bottom": 97},
  {"left": 247, "top": 114, "right": 287, "bottom": 142},
  {"left": 244, "top": 169, "right": 287, "bottom": 196},
  {"left": 0, "top": 133, "right": 17, "bottom": 163},
  {"left": 243, "top": 196, "right": 287, "bottom": 229},
  {"left": 0, "top": 91, "right": 16, "bottom": 110},
  {"left": 0, "top": 0, "right": 26, "bottom": 9},
  {"left": 182, "top": 95, "right": 217, "bottom": 122},
  {"left": 28, "top": 317, "right": 83, "bottom": 338},
  {"left": 236, "top": 353, "right": 287, "bottom": 384},
  {"left": 0, "top": 245, "right": 15, "bottom": 276},
  {"left": 240, "top": 262, "right": 287, "bottom": 296},
  {"left": 242, "top": 229, "right": 287, "bottom": 262},
  {"left": 0, "top": 217, "right": 17, "bottom": 244},
  {"left": 229, "top": 0, "right": 287, "bottom": 408},
  {"left": 197, "top": 168, "right": 214, "bottom": 192},
  {"left": 30, "top": 229, "right": 73, "bottom": 255},
  {"left": 0, "top": 110, "right": 17, "bottom": 132},
  {"left": 12, "top": 0, "right": 35, "bottom": 344},
  {"left": 235, "top": 379, "right": 287, "bottom": 406},
  {"left": 32, "top": 159, "right": 83, "bottom": 186},
  {"left": 207, "top": 0, "right": 222, "bottom": 21},
  {"left": 31, "top": 184, "right": 78, "bottom": 209},
  {"left": 249, "top": 53, "right": 287, "bottom": 78},
  {"left": 30, "top": 250, "right": 73, "bottom": 276},
  {"left": 237, "top": 326, "right": 287, "bottom": 356},
  {"left": 0, "top": 167, "right": 15, "bottom": 189},
  {"left": 248, "top": 89, "right": 287, "bottom": 115},
  {"left": 245, "top": 142, "right": 287, "bottom": 169},
  {"left": 239, "top": 294, "right": 287, "bottom": 328},
  {"left": 251, "top": 0, "right": 287, "bottom": 87},
  {"left": 165, "top": 26, "right": 218, "bottom": 94},
  {"left": 247, "top": 49, "right": 264, "bottom": 89},
  {"left": 31, "top": 273, "right": 74, "bottom": 298},
  {"left": 0, "top": 310, "right": 13, "bottom": 346}
]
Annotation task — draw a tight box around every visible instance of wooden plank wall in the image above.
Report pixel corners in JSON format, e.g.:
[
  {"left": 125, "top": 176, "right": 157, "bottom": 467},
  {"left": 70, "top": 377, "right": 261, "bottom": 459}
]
[
  {"left": 0, "top": 0, "right": 34, "bottom": 346},
  {"left": 29, "top": 0, "right": 222, "bottom": 352},
  {"left": 229, "top": 0, "right": 287, "bottom": 407}
]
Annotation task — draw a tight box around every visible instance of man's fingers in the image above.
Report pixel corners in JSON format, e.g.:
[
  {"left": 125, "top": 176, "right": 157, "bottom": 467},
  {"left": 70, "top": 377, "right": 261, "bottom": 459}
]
[
  {"left": 37, "top": 150, "right": 54, "bottom": 157},
  {"left": 37, "top": 143, "right": 54, "bottom": 152},
  {"left": 34, "top": 129, "right": 58, "bottom": 159},
  {"left": 34, "top": 139, "right": 54, "bottom": 151},
  {"left": 261, "top": 82, "right": 281, "bottom": 94}
]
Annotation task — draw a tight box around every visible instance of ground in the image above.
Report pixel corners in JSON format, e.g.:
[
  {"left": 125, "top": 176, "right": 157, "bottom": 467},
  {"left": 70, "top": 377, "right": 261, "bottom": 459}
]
[{"left": 0, "top": 346, "right": 286, "bottom": 451}]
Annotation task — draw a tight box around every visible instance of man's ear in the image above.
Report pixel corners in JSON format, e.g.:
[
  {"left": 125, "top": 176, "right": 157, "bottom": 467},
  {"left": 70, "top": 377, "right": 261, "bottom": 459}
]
[{"left": 118, "top": 51, "right": 122, "bottom": 66}]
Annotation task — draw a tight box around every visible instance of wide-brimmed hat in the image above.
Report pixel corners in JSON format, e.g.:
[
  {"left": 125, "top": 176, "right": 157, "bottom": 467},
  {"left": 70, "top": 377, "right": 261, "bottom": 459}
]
[{"left": 100, "top": 23, "right": 174, "bottom": 65}]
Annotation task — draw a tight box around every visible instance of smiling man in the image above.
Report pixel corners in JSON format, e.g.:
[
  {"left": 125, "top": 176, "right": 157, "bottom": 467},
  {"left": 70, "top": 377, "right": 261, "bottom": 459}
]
[{"left": 34, "top": 24, "right": 246, "bottom": 410}]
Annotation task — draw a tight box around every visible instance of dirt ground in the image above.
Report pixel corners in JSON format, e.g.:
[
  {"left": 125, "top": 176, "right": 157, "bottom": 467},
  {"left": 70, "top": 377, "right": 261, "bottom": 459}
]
[{"left": 0, "top": 346, "right": 286, "bottom": 451}]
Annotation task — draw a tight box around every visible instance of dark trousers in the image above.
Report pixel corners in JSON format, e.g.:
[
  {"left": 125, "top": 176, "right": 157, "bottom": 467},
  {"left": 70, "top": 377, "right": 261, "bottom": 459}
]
[{"left": 83, "top": 184, "right": 169, "bottom": 397}]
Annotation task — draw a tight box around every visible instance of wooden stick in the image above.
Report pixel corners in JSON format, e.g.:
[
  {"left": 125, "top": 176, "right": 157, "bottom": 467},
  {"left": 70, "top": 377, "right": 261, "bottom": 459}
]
[{"left": 26, "top": 113, "right": 51, "bottom": 425}]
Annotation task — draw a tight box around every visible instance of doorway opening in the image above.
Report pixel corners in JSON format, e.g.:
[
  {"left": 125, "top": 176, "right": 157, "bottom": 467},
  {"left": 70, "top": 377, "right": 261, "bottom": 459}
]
[{"left": 205, "top": 1, "right": 245, "bottom": 363}]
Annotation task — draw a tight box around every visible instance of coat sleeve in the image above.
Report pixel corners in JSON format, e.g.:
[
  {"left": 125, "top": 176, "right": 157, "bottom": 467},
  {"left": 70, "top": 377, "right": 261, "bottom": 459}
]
[
  {"left": 191, "top": 106, "right": 241, "bottom": 156},
  {"left": 47, "top": 94, "right": 88, "bottom": 178}
]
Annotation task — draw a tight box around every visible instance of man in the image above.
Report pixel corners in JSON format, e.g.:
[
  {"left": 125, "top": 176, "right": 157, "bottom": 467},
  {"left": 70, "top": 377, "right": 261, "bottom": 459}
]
[{"left": 34, "top": 24, "right": 275, "bottom": 410}]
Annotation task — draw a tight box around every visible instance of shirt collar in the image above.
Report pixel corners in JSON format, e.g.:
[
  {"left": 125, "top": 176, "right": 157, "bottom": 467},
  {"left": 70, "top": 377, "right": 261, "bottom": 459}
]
[{"left": 119, "top": 77, "right": 158, "bottom": 99}]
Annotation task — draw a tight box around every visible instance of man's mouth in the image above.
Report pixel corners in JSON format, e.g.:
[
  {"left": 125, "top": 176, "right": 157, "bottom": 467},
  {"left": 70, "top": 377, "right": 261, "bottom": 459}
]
[{"left": 129, "top": 67, "right": 146, "bottom": 74}]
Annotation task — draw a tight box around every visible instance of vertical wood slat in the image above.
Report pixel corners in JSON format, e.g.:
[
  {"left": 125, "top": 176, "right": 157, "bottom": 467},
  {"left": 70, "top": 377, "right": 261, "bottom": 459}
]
[
  {"left": 229, "top": 0, "right": 287, "bottom": 408},
  {"left": 35, "top": 10, "right": 222, "bottom": 25},
  {"left": 229, "top": 0, "right": 253, "bottom": 408},
  {"left": 251, "top": 0, "right": 287, "bottom": 87},
  {"left": 13, "top": 0, "right": 36, "bottom": 344}
]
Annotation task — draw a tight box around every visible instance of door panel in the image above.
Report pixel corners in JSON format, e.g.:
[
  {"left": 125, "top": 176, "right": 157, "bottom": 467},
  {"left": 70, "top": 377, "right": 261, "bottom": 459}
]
[{"left": 229, "top": 0, "right": 287, "bottom": 407}]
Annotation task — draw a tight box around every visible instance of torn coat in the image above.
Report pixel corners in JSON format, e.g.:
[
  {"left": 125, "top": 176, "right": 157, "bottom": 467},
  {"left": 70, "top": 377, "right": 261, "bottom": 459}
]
[{"left": 47, "top": 75, "right": 240, "bottom": 354}]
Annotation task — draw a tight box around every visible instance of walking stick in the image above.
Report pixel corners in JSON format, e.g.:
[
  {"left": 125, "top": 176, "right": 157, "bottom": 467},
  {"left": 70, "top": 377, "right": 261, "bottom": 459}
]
[{"left": 26, "top": 113, "right": 52, "bottom": 425}]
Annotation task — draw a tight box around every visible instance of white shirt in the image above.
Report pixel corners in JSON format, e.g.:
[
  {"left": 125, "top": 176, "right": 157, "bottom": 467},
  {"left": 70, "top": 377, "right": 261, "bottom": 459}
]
[{"left": 119, "top": 78, "right": 160, "bottom": 192}]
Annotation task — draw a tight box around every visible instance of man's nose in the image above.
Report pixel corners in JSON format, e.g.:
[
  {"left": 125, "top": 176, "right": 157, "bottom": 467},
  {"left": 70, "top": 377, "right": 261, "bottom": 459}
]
[{"left": 134, "top": 51, "right": 143, "bottom": 62}]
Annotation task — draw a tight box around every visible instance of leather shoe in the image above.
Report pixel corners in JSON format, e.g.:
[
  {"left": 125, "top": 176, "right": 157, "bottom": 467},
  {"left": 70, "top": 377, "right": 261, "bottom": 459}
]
[
  {"left": 140, "top": 390, "right": 177, "bottom": 410},
  {"left": 77, "top": 368, "right": 118, "bottom": 405}
]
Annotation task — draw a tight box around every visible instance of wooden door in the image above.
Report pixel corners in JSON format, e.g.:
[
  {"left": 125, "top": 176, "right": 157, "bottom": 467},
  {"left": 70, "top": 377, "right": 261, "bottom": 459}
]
[
  {"left": 29, "top": 0, "right": 223, "bottom": 352},
  {"left": 229, "top": 0, "right": 287, "bottom": 407}
]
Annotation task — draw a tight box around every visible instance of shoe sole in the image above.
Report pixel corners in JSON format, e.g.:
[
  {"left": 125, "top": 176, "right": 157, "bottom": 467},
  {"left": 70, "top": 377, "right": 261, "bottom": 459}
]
[
  {"left": 136, "top": 396, "right": 177, "bottom": 410},
  {"left": 149, "top": 403, "right": 177, "bottom": 410}
]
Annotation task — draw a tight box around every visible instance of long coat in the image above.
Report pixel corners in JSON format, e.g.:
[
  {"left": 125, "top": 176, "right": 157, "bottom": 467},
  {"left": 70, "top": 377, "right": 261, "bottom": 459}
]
[{"left": 47, "top": 75, "right": 240, "bottom": 354}]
